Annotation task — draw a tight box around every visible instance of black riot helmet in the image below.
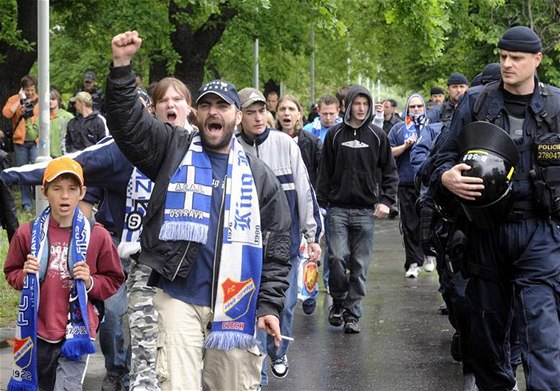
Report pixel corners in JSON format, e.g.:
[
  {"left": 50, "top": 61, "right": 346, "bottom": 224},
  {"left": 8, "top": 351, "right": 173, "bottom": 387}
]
[{"left": 457, "top": 121, "right": 520, "bottom": 229}]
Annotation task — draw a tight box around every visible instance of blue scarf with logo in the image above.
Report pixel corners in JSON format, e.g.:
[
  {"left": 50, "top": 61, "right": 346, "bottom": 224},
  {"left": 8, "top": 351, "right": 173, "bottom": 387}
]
[
  {"left": 160, "top": 135, "right": 263, "bottom": 350},
  {"left": 8, "top": 207, "right": 95, "bottom": 391}
]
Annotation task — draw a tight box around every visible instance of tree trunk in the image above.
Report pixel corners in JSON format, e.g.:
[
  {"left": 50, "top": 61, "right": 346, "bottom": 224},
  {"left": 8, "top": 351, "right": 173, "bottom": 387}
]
[
  {"left": 169, "top": 2, "right": 238, "bottom": 97},
  {"left": 0, "top": 0, "right": 37, "bottom": 135}
]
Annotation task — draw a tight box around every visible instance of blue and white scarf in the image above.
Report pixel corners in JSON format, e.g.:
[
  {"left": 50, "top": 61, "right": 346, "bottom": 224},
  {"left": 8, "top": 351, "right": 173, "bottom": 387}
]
[
  {"left": 9, "top": 208, "right": 95, "bottom": 390},
  {"left": 118, "top": 168, "right": 153, "bottom": 258},
  {"left": 160, "top": 135, "right": 263, "bottom": 350}
]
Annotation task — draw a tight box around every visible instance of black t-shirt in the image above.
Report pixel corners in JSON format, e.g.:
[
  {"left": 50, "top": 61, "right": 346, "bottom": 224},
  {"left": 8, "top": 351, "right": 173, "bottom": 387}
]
[{"left": 503, "top": 89, "right": 532, "bottom": 118}]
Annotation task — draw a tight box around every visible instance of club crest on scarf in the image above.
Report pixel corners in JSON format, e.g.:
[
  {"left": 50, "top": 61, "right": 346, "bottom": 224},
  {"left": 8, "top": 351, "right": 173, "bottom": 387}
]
[
  {"left": 13, "top": 337, "right": 34, "bottom": 370},
  {"left": 221, "top": 277, "right": 256, "bottom": 322}
]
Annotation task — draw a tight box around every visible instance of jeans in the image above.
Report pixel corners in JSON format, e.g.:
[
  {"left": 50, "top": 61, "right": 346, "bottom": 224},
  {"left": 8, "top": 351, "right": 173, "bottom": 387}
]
[
  {"left": 328, "top": 207, "right": 375, "bottom": 319},
  {"left": 258, "top": 254, "right": 299, "bottom": 385},
  {"left": 14, "top": 141, "right": 37, "bottom": 208},
  {"left": 99, "top": 237, "right": 130, "bottom": 387}
]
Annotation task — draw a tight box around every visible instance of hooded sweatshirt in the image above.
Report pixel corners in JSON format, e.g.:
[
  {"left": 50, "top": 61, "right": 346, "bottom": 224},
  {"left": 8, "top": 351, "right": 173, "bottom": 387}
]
[
  {"left": 388, "top": 93, "right": 428, "bottom": 184},
  {"left": 316, "top": 85, "right": 398, "bottom": 208}
]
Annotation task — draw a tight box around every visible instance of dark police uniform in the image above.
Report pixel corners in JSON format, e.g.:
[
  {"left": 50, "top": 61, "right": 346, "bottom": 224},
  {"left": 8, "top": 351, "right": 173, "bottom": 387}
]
[{"left": 430, "top": 77, "right": 560, "bottom": 390}]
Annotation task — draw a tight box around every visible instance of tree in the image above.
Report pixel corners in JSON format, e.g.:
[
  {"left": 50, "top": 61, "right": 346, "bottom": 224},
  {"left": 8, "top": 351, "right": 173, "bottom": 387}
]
[{"left": 0, "top": 0, "right": 37, "bottom": 133}]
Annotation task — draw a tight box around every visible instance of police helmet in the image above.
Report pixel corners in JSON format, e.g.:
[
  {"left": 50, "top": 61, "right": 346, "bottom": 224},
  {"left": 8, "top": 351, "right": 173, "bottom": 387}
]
[{"left": 457, "top": 121, "right": 519, "bottom": 228}]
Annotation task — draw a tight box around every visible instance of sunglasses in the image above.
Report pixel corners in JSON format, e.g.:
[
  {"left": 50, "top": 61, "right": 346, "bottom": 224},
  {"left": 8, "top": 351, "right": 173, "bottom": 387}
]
[{"left": 408, "top": 104, "right": 423, "bottom": 109}]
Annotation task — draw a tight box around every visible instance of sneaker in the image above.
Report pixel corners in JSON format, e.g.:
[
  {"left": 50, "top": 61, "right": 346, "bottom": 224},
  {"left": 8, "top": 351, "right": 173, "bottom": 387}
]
[
  {"left": 462, "top": 373, "right": 478, "bottom": 391},
  {"left": 423, "top": 256, "right": 436, "bottom": 272},
  {"left": 328, "top": 304, "right": 345, "bottom": 326},
  {"left": 405, "top": 263, "right": 420, "bottom": 278},
  {"left": 343, "top": 318, "right": 361, "bottom": 334},
  {"left": 302, "top": 297, "right": 317, "bottom": 315},
  {"left": 270, "top": 355, "right": 289, "bottom": 378}
]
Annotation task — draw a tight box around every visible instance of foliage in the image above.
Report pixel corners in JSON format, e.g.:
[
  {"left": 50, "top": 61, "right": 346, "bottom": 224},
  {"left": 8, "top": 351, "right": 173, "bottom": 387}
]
[{"left": 3, "top": 0, "right": 560, "bottom": 114}]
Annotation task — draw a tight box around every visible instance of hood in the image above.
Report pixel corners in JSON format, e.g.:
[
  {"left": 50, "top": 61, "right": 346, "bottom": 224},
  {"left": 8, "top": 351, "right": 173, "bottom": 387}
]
[
  {"left": 343, "top": 85, "right": 373, "bottom": 128},
  {"left": 403, "top": 93, "right": 426, "bottom": 118}
]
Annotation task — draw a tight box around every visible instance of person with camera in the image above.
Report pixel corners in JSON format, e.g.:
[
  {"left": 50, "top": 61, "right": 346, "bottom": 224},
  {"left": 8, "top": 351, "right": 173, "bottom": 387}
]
[{"left": 2, "top": 75, "right": 39, "bottom": 212}]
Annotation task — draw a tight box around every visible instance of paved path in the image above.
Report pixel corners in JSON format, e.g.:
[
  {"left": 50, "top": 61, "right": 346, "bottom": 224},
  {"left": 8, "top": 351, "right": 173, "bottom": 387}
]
[{"left": 0, "top": 219, "right": 526, "bottom": 390}]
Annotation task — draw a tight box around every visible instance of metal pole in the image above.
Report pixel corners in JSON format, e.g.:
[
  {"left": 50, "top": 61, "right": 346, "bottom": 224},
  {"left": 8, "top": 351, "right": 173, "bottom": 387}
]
[
  {"left": 36, "top": 0, "right": 51, "bottom": 214},
  {"left": 310, "top": 26, "right": 315, "bottom": 105},
  {"left": 253, "top": 38, "right": 259, "bottom": 89}
]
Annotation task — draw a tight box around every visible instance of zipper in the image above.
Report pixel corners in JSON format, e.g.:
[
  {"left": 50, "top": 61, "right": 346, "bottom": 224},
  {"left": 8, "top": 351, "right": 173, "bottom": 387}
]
[
  {"left": 263, "top": 231, "right": 271, "bottom": 258},
  {"left": 211, "top": 175, "right": 228, "bottom": 309},
  {"left": 171, "top": 242, "right": 190, "bottom": 281}
]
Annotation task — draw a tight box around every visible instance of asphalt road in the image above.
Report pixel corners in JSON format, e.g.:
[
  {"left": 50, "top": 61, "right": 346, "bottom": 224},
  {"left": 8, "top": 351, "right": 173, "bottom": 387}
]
[{"left": 0, "top": 218, "right": 527, "bottom": 390}]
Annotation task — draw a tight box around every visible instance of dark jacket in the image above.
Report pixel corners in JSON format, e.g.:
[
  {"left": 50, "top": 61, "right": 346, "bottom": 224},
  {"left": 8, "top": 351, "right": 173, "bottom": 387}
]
[
  {"left": 105, "top": 65, "right": 292, "bottom": 318},
  {"left": 0, "top": 150, "right": 18, "bottom": 241},
  {"left": 297, "top": 129, "right": 322, "bottom": 188},
  {"left": 431, "top": 79, "right": 560, "bottom": 207},
  {"left": 66, "top": 111, "right": 107, "bottom": 152},
  {"left": 316, "top": 85, "right": 398, "bottom": 208},
  {"left": 383, "top": 114, "right": 403, "bottom": 135}
]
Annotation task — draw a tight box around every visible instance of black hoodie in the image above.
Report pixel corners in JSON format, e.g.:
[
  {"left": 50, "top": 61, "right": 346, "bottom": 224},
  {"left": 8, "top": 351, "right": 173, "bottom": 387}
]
[{"left": 316, "top": 85, "right": 398, "bottom": 208}]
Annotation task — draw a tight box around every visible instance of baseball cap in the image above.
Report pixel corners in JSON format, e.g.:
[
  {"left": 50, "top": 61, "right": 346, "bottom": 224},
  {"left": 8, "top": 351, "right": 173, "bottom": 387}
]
[
  {"left": 238, "top": 87, "right": 266, "bottom": 109},
  {"left": 196, "top": 80, "right": 241, "bottom": 109},
  {"left": 69, "top": 91, "right": 93, "bottom": 105},
  {"left": 84, "top": 71, "right": 96, "bottom": 82},
  {"left": 43, "top": 157, "right": 84, "bottom": 186}
]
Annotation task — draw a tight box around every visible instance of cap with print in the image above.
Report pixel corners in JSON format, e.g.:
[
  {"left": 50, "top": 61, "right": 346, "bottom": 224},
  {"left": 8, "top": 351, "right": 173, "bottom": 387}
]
[
  {"left": 196, "top": 80, "right": 240, "bottom": 109},
  {"left": 238, "top": 88, "right": 266, "bottom": 109},
  {"left": 43, "top": 157, "right": 84, "bottom": 186}
]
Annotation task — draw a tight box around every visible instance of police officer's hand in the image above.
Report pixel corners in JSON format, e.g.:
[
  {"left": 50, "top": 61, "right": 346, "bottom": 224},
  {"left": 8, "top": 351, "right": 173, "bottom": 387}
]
[
  {"left": 441, "top": 163, "right": 484, "bottom": 200},
  {"left": 112, "top": 31, "right": 142, "bottom": 67},
  {"left": 258, "top": 315, "right": 282, "bottom": 347}
]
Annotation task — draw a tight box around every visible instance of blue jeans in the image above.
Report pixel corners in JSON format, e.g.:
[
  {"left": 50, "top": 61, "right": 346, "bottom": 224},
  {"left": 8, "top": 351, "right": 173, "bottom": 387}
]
[
  {"left": 327, "top": 207, "right": 375, "bottom": 319},
  {"left": 258, "top": 254, "right": 299, "bottom": 385},
  {"left": 14, "top": 141, "right": 37, "bottom": 208},
  {"left": 99, "top": 238, "right": 130, "bottom": 387}
]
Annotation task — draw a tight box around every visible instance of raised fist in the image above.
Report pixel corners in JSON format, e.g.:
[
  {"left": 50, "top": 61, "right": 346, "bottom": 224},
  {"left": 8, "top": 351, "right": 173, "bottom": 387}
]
[{"left": 111, "top": 31, "right": 143, "bottom": 67}]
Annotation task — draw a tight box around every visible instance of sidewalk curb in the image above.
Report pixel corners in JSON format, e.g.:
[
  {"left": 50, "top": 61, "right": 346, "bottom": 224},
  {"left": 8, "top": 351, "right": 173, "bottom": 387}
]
[{"left": 0, "top": 328, "right": 15, "bottom": 349}]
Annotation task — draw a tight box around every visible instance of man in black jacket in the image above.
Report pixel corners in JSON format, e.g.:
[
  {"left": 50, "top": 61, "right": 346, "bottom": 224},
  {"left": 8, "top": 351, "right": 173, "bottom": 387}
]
[
  {"left": 107, "top": 31, "right": 291, "bottom": 391},
  {"left": 317, "top": 85, "right": 398, "bottom": 334}
]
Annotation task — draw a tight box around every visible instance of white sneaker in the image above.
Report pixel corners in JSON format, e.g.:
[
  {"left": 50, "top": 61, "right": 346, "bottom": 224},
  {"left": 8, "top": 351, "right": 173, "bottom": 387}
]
[
  {"left": 405, "top": 263, "right": 420, "bottom": 278},
  {"left": 423, "top": 256, "right": 436, "bottom": 272}
]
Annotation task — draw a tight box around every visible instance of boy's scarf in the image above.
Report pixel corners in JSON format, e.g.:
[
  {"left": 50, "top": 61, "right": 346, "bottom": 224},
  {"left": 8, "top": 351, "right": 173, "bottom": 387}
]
[
  {"left": 9, "top": 207, "right": 95, "bottom": 391},
  {"left": 60, "top": 207, "right": 96, "bottom": 360},
  {"left": 118, "top": 167, "right": 153, "bottom": 259},
  {"left": 160, "top": 135, "right": 263, "bottom": 350},
  {"left": 7, "top": 208, "right": 44, "bottom": 391}
]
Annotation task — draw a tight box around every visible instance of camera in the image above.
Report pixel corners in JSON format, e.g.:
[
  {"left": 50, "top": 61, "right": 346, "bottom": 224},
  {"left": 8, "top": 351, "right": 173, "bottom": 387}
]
[{"left": 20, "top": 97, "right": 35, "bottom": 120}]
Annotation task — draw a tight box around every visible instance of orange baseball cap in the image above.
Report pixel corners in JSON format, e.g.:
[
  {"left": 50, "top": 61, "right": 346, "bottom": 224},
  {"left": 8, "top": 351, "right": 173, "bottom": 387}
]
[{"left": 43, "top": 157, "right": 84, "bottom": 186}]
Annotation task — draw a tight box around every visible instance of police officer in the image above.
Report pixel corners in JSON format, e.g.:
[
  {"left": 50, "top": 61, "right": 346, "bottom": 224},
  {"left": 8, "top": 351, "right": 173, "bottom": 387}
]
[{"left": 431, "top": 26, "right": 560, "bottom": 390}]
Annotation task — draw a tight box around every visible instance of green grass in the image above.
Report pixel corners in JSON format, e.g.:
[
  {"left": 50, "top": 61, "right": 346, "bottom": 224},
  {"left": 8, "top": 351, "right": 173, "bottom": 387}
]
[{"left": 0, "top": 201, "right": 35, "bottom": 328}]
